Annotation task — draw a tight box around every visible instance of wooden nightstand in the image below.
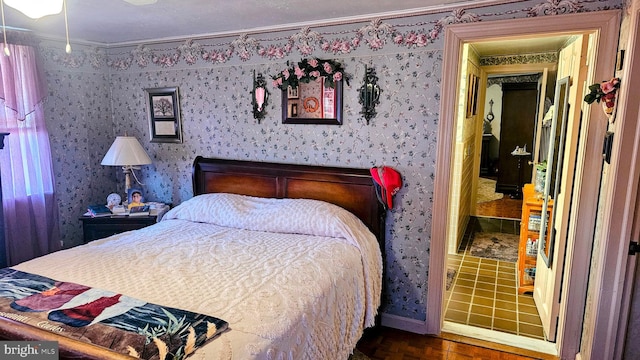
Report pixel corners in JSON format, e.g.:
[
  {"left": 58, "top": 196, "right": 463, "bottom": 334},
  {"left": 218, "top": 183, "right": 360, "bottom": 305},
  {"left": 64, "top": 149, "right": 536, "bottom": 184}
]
[{"left": 79, "top": 215, "right": 158, "bottom": 243}]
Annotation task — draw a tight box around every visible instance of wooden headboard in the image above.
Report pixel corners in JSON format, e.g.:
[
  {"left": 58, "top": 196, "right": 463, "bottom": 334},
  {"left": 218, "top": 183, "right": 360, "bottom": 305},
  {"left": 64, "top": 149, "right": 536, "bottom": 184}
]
[{"left": 192, "top": 156, "right": 386, "bottom": 243}]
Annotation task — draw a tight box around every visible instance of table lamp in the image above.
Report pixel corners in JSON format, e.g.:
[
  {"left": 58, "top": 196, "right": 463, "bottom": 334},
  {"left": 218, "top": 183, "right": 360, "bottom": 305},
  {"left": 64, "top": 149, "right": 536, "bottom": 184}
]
[{"left": 101, "top": 136, "right": 152, "bottom": 193}]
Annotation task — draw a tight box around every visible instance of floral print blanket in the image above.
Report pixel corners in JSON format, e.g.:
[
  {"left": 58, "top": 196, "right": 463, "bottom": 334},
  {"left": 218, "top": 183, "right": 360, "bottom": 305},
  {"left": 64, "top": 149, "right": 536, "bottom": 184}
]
[{"left": 0, "top": 268, "right": 228, "bottom": 360}]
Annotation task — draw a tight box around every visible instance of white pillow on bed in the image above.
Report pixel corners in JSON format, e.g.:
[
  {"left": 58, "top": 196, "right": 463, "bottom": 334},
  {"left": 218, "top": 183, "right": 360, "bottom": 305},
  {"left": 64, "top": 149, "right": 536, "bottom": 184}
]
[{"left": 162, "top": 192, "right": 364, "bottom": 239}]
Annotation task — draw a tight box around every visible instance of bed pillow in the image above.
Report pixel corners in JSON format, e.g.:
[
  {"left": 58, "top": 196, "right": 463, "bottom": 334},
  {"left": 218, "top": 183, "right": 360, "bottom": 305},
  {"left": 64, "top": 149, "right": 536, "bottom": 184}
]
[{"left": 163, "top": 193, "right": 361, "bottom": 239}]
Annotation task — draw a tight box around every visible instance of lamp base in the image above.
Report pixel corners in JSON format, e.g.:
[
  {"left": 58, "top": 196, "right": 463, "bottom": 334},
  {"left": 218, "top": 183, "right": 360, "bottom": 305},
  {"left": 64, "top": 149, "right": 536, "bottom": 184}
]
[{"left": 124, "top": 169, "right": 132, "bottom": 193}]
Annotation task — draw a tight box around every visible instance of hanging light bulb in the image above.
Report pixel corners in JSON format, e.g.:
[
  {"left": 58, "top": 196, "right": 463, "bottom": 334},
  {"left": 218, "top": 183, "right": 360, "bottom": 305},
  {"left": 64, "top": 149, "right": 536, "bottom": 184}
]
[{"left": 63, "top": 0, "right": 71, "bottom": 53}]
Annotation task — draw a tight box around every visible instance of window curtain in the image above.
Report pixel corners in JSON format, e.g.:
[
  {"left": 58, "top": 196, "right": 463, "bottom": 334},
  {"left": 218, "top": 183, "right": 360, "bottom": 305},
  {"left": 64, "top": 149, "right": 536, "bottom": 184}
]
[{"left": 0, "top": 42, "right": 61, "bottom": 266}]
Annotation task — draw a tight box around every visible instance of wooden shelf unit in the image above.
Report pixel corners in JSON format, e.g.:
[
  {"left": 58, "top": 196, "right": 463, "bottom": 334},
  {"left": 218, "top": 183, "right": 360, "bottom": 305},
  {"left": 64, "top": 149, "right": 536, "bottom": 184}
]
[{"left": 518, "top": 184, "right": 553, "bottom": 294}]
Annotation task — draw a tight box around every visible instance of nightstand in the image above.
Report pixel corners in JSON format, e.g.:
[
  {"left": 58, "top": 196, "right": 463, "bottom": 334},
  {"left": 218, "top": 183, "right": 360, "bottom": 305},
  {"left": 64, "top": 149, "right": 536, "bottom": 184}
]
[{"left": 79, "top": 215, "right": 158, "bottom": 243}]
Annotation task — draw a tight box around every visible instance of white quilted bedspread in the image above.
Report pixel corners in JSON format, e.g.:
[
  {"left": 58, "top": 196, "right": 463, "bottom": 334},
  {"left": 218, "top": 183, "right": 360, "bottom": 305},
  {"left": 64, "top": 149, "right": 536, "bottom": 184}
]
[{"left": 14, "top": 193, "right": 383, "bottom": 360}]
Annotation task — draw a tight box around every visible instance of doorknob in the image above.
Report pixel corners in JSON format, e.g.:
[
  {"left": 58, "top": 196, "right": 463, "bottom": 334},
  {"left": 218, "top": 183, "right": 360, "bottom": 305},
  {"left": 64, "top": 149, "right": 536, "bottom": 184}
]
[{"left": 629, "top": 241, "right": 640, "bottom": 255}]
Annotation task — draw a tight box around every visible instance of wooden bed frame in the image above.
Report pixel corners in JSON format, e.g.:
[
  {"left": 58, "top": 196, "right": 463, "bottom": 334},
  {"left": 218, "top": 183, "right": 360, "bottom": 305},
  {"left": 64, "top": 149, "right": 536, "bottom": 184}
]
[
  {"left": 192, "top": 156, "right": 386, "bottom": 243},
  {"left": 0, "top": 156, "right": 386, "bottom": 359}
]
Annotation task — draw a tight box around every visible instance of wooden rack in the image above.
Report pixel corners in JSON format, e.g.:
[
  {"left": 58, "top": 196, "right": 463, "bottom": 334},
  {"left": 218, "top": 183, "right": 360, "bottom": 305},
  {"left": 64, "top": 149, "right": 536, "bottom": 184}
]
[{"left": 518, "top": 184, "right": 553, "bottom": 294}]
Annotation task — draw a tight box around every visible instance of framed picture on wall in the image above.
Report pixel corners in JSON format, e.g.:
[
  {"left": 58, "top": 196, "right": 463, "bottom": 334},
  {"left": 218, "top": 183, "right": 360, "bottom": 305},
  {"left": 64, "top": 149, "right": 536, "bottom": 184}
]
[
  {"left": 145, "top": 87, "right": 183, "bottom": 143},
  {"left": 466, "top": 74, "right": 479, "bottom": 118}
]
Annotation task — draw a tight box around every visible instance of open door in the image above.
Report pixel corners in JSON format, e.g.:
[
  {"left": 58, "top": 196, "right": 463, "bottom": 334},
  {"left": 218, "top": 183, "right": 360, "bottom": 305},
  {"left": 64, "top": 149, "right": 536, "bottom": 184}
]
[
  {"left": 533, "top": 34, "right": 588, "bottom": 342},
  {"left": 534, "top": 76, "right": 570, "bottom": 341}
]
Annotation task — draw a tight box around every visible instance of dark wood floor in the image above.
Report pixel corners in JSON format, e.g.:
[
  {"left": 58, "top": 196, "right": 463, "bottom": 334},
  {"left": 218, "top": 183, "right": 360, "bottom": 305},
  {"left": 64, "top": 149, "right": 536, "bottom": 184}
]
[
  {"left": 355, "top": 182, "right": 542, "bottom": 359},
  {"left": 476, "top": 197, "right": 523, "bottom": 220},
  {"left": 356, "top": 326, "right": 557, "bottom": 360}
]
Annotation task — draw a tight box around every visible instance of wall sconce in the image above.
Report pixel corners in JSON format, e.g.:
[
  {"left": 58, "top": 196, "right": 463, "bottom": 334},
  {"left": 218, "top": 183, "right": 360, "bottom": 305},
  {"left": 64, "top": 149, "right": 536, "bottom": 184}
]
[
  {"left": 251, "top": 70, "right": 269, "bottom": 122},
  {"left": 358, "top": 65, "right": 382, "bottom": 124}
]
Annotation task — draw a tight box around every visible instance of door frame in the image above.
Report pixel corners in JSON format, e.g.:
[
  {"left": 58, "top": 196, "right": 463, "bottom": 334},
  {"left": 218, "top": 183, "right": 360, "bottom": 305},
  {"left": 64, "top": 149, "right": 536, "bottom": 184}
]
[
  {"left": 428, "top": 10, "right": 620, "bottom": 359},
  {"left": 591, "top": 3, "right": 640, "bottom": 358}
]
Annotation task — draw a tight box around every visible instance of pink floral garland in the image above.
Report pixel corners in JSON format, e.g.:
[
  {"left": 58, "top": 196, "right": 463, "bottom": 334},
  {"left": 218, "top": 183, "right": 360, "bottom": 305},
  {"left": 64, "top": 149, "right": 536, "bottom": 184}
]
[{"left": 271, "top": 58, "right": 348, "bottom": 90}]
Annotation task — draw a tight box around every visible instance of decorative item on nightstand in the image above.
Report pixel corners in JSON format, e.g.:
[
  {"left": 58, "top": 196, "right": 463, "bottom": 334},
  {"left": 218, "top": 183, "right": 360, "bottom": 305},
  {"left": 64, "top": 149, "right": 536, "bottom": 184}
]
[
  {"left": 129, "top": 205, "right": 150, "bottom": 216},
  {"left": 107, "top": 193, "right": 121, "bottom": 208},
  {"left": 251, "top": 70, "right": 269, "bottom": 122},
  {"left": 101, "top": 136, "right": 152, "bottom": 195}
]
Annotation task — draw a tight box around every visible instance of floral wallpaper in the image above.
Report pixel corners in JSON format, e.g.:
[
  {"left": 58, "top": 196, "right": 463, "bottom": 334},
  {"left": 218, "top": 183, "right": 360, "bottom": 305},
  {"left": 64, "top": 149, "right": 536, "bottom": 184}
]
[{"left": 38, "top": 0, "right": 621, "bottom": 321}]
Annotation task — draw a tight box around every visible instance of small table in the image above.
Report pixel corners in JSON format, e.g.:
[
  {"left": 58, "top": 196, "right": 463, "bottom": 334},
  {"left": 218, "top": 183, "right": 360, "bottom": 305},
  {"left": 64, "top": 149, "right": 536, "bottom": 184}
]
[
  {"left": 79, "top": 215, "right": 158, "bottom": 243},
  {"left": 511, "top": 146, "right": 531, "bottom": 199}
]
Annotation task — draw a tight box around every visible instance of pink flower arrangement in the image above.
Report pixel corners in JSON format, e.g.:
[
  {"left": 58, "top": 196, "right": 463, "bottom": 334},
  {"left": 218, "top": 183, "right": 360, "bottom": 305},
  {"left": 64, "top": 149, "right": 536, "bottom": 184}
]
[
  {"left": 584, "top": 77, "right": 620, "bottom": 106},
  {"left": 584, "top": 77, "right": 621, "bottom": 116},
  {"left": 271, "top": 58, "right": 349, "bottom": 90}
]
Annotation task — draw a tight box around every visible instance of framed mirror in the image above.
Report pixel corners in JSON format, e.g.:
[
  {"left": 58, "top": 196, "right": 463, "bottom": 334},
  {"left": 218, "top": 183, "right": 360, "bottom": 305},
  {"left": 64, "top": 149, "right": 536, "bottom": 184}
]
[
  {"left": 272, "top": 58, "right": 346, "bottom": 125},
  {"left": 281, "top": 79, "right": 343, "bottom": 125},
  {"left": 539, "top": 76, "right": 570, "bottom": 267}
]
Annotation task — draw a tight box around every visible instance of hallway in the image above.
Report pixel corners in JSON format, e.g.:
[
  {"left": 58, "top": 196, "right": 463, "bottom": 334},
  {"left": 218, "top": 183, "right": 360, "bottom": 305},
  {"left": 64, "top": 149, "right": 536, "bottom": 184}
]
[{"left": 445, "top": 217, "right": 545, "bottom": 340}]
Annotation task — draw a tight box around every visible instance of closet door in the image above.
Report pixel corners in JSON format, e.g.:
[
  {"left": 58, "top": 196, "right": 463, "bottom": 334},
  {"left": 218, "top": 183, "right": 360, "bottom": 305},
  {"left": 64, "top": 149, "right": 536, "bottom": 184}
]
[{"left": 496, "top": 82, "right": 537, "bottom": 196}]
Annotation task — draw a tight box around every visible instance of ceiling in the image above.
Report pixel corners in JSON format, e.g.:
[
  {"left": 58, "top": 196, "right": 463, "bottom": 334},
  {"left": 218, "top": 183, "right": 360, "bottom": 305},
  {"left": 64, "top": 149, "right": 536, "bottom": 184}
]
[
  {"left": 471, "top": 35, "right": 574, "bottom": 57},
  {"left": 2, "top": 0, "right": 471, "bottom": 45},
  {"left": 2, "top": 0, "right": 574, "bottom": 59}
]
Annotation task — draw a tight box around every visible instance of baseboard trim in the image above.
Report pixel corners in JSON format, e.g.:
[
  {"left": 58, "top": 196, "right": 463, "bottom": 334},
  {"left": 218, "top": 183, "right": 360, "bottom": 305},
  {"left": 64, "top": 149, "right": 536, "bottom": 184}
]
[
  {"left": 380, "top": 313, "right": 428, "bottom": 334},
  {"left": 442, "top": 321, "right": 558, "bottom": 357}
]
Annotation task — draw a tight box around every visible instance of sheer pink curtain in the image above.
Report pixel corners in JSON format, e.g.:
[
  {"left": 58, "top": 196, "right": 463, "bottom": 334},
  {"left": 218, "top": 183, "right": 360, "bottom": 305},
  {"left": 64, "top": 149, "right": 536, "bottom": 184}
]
[{"left": 0, "top": 43, "right": 61, "bottom": 266}]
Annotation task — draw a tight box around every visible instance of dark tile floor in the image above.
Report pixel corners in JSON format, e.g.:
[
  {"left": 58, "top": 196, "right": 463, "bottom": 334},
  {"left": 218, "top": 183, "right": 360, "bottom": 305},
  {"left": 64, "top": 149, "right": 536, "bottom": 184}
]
[{"left": 445, "top": 217, "right": 546, "bottom": 340}]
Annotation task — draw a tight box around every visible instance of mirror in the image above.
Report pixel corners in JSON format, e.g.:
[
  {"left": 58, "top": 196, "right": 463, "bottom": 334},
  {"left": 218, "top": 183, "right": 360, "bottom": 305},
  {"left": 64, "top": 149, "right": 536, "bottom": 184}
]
[
  {"left": 281, "top": 78, "right": 343, "bottom": 125},
  {"left": 539, "top": 76, "right": 570, "bottom": 267}
]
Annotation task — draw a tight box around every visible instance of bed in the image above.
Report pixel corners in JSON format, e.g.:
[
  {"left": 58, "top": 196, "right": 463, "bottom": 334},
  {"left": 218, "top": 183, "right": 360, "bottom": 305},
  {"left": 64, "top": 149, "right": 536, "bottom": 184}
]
[{"left": 0, "top": 157, "right": 386, "bottom": 359}]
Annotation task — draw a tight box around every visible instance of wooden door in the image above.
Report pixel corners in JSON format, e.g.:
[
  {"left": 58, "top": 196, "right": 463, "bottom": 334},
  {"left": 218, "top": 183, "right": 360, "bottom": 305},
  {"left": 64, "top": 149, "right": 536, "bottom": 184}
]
[
  {"left": 496, "top": 82, "right": 538, "bottom": 196},
  {"left": 534, "top": 35, "right": 587, "bottom": 343}
]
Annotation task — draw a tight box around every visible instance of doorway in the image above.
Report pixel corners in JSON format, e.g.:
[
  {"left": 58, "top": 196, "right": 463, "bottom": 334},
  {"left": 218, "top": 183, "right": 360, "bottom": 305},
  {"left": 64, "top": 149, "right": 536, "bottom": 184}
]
[
  {"left": 444, "top": 44, "right": 561, "bottom": 350},
  {"left": 427, "top": 11, "right": 621, "bottom": 359}
]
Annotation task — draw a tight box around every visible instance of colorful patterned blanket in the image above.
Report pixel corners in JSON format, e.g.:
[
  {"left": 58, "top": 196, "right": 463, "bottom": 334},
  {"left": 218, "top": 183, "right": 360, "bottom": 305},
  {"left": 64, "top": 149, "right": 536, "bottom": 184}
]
[{"left": 0, "top": 268, "right": 228, "bottom": 360}]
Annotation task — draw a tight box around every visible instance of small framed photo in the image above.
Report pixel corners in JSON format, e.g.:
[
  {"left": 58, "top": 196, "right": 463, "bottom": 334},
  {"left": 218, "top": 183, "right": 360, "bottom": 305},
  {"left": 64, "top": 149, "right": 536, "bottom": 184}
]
[
  {"left": 127, "top": 188, "right": 145, "bottom": 209},
  {"left": 145, "top": 87, "right": 183, "bottom": 143},
  {"left": 287, "top": 85, "right": 299, "bottom": 99},
  {"left": 288, "top": 103, "right": 298, "bottom": 117}
]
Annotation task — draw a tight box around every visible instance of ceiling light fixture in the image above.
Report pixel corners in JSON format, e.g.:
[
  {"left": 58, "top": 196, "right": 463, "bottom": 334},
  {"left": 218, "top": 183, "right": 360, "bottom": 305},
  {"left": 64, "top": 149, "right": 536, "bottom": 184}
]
[
  {"left": 4, "top": 0, "right": 62, "bottom": 19},
  {"left": 0, "top": 0, "right": 71, "bottom": 54}
]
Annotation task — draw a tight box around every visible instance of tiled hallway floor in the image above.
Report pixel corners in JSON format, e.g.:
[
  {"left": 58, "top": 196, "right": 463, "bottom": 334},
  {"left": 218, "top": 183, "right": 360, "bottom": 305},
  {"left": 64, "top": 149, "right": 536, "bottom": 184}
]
[{"left": 444, "top": 217, "right": 546, "bottom": 340}]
